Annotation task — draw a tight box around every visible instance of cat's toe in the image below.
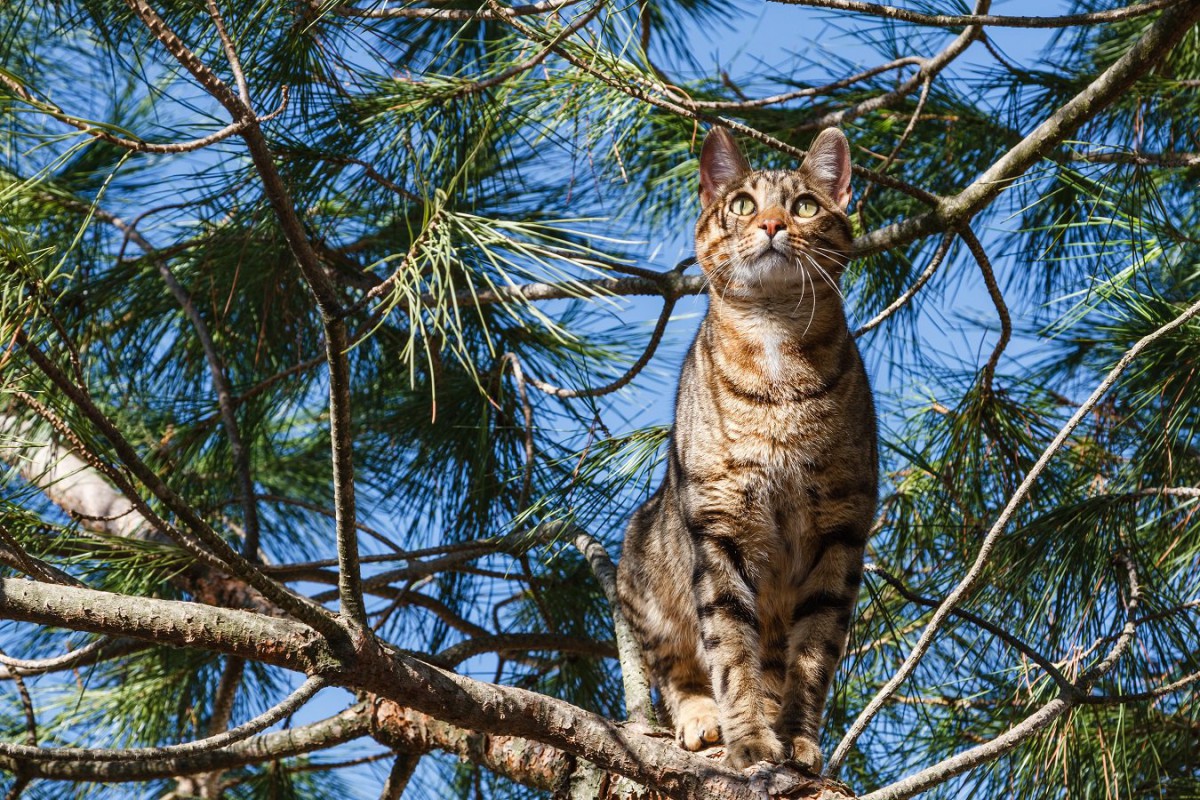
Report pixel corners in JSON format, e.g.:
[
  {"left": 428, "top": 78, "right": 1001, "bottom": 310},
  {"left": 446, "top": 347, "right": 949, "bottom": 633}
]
[
  {"left": 675, "top": 698, "right": 721, "bottom": 751},
  {"left": 725, "top": 731, "right": 787, "bottom": 769},
  {"left": 786, "top": 736, "right": 824, "bottom": 772}
]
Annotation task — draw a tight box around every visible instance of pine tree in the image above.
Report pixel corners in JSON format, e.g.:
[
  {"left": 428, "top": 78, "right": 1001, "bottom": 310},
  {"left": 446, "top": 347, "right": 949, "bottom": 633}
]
[{"left": 0, "top": 0, "right": 1198, "bottom": 798}]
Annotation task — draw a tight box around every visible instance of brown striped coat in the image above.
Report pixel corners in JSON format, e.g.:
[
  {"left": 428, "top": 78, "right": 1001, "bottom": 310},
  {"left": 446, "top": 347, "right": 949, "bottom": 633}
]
[{"left": 617, "top": 127, "right": 877, "bottom": 771}]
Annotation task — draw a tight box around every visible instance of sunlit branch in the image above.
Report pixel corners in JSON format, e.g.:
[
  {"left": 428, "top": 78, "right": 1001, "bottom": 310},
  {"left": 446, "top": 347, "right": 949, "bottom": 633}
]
[
  {"left": 0, "top": 576, "right": 840, "bottom": 800},
  {"left": 122, "top": 0, "right": 368, "bottom": 630},
  {"left": 859, "top": 554, "right": 1143, "bottom": 800},
  {"left": 853, "top": 233, "right": 955, "bottom": 337},
  {"left": 854, "top": 0, "right": 1200, "bottom": 256},
  {"left": 325, "top": 0, "right": 585, "bottom": 21},
  {"left": 0, "top": 676, "right": 327, "bottom": 762},
  {"left": 571, "top": 527, "right": 656, "bottom": 724},
  {"left": 768, "top": 0, "right": 1181, "bottom": 27},
  {"left": 827, "top": 291, "right": 1200, "bottom": 775}
]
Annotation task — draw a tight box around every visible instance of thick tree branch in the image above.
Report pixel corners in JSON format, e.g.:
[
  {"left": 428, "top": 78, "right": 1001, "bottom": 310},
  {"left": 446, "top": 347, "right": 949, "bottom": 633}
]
[
  {"left": 853, "top": 0, "right": 1200, "bottom": 256},
  {"left": 0, "top": 577, "right": 831, "bottom": 799}
]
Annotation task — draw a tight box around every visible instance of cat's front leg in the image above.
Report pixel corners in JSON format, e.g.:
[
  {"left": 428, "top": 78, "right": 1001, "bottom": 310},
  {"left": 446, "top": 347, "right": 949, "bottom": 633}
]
[
  {"left": 775, "top": 516, "right": 868, "bottom": 772},
  {"left": 688, "top": 508, "right": 785, "bottom": 769}
]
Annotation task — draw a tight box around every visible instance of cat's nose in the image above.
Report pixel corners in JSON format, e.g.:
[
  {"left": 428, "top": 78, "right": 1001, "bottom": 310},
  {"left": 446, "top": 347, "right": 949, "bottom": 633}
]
[{"left": 759, "top": 216, "right": 786, "bottom": 238}]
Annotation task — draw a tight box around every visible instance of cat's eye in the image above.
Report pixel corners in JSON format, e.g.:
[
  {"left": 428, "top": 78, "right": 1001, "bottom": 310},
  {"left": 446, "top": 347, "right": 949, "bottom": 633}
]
[
  {"left": 730, "top": 195, "right": 756, "bottom": 216},
  {"left": 793, "top": 198, "right": 819, "bottom": 218}
]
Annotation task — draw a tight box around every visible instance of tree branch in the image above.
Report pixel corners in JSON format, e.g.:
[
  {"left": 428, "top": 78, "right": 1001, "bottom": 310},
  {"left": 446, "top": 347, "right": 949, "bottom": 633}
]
[
  {"left": 122, "top": 0, "right": 369, "bottom": 630},
  {"left": 827, "top": 291, "right": 1200, "bottom": 774},
  {"left": 768, "top": 0, "right": 1181, "bottom": 28},
  {"left": 859, "top": 555, "right": 1142, "bottom": 800},
  {"left": 853, "top": 0, "right": 1200, "bottom": 256},
  {"left": 570, "top": 527, "right": 655, "bottom": 724}
]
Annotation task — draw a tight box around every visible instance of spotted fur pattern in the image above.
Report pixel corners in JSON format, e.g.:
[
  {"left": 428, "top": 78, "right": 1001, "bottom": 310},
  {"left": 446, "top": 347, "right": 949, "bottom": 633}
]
[{"left": 617, "top": 128, "right": 877, "bottom": 771}]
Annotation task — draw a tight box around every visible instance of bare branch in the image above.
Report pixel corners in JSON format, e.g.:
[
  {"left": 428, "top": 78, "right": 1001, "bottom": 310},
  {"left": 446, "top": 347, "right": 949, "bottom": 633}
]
[
  {"left": 527, "top": 294, "right": 677, "bottom": 400},
  {"left": 0, "top": 70, "right": 287, "bottom": 153},
  {"left": 863, "top": 564, "right": 1076, "bottom": 692},
  {"left": 853, "top": 233, "right": 955, "bottom": 337},
  {"left": 326, "top": 0, "right": 585, "bottom": 21},
  {"left": 0, "top": 676, "right": 327, "bottom": 762},
  {"left": 854, "top": 0, "right": 1200, "bottom": 256},
  {"left": 689, "top": 57, "right": 926, "bottom": 110},
  {"left": 433, "top": 633, "right": 616, "bottom": 667},
  {"left": 827, "top": 291, "right": 1200, "bottom": 774},
  {"left": 960, "top": 225, "right": 1011, "bottom": 396},
  {"left": 768, "top": 0, "right": 1181, "bottom": 28},
  {"left": 0, "top": 704, "right": 371, "bottom": 782},
  {"left": 859, "top": 555, "right": 1143, "bottom": 800},
  {"left": 570, "top": 527, "right": 655, "bottom": 724}
]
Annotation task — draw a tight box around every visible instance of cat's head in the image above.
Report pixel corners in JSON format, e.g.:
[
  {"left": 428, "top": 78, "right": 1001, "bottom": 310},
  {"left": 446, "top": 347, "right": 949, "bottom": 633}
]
[{"left": 695, "top": 127, "right": 853, "bottom": 299}]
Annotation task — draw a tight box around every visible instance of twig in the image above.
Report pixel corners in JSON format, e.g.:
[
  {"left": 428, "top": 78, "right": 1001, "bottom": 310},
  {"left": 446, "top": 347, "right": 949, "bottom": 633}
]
[
  {"left": 0, "top": 70, "right": 287, "bottom": 153},
  {"left": 827, "top": 291, "right": 1200, "bottom": 775},
  {"left": 326, "top": 0, "right": 584, "bottom": 21},
  {"left": 768, "top": 0, "right": 1181, "bottom": 28},
  {"left": 863, "top": 564, "right": 1076, "bottom": 692},
  {"left": 208, "top": 657, "right": 246, "bottom": 736},
  {"left": 433, "top": 633, "right": 616, "bottom": 668},
  {"left": 689, "top": 56, "right": 926, "bottom": 110},
  {"left": 0, "top": 649, "right": 38, "bottom": 746},
  {"left": 959, "top": 225, "right": 1011, "bottom": 397},
  {"left": 526, "top": 294, "right": 676, "bottom": 399},
  {"left": 855, "top": 75, "right": 931, "bottom": 212},
  {"left": 853, "top": 232, "right": 955, "bottom": 337},
  {"left": 454, "top": 0, "right": 607, "bottom": 97},
  {"left": 206, "top": 0, "right": 250, "bottom": 105},
  {"left": 0, "top": 675, "right": 327, "bottom": 761}
]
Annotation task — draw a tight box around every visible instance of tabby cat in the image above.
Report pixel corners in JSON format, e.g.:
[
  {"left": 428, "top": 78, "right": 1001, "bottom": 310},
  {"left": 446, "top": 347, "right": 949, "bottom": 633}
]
[{"left": 617, "top": 127, "right": 877, "bottom": 771}]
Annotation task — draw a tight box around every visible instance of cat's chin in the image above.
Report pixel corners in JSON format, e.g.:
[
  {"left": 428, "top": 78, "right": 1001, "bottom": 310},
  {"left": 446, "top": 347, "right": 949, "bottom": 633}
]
[{"left": 724, "top": 254, "right": 831, "bottom": 298}]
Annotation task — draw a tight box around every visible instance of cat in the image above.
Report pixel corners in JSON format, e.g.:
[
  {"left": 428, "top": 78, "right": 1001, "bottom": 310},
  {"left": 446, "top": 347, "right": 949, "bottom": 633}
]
[{"left": 616, "top": 126, "right": 877, "bottom": 771}]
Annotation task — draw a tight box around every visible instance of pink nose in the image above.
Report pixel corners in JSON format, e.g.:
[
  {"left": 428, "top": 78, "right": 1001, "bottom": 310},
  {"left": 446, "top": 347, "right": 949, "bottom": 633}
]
[{"left": 759, "top": 217, "right": 785, "bottom": 238}]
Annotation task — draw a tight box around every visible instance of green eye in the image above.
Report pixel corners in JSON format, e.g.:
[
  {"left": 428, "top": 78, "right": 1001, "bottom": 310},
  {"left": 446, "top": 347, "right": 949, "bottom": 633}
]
[
  {"left": 794, "top": 198, "right": 819, "bottom": 218},
  {"left": 730, "top": 195, "right": 756, "bottom": 216}
]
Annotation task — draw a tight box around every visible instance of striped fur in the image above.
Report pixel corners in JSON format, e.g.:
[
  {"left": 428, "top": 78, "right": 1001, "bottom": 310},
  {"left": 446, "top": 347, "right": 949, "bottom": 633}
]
[{"left": 617, "top": 128, "right": 877, "bottom": 771}]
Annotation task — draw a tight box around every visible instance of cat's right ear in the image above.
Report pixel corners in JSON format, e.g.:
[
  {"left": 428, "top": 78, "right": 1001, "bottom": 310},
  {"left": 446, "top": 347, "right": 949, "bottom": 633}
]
[{"left": 699, "top": 127, "right": 751, "bottom": 208}]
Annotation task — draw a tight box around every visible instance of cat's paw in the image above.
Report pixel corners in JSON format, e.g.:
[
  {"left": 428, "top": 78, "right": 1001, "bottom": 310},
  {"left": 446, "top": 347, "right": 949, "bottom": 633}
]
[
  {"left": 785, "top": 736, "right": 824, "bottom": 772},
  {"left": 674, "top": 697, "right": 721, "bottom": 751},
  {"left": 725, "top": 730, "right": 787, "bottom": 769}
]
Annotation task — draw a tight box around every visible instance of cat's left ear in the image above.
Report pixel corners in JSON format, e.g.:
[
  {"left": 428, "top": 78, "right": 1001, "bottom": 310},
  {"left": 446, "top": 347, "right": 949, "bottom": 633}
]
[{"left": 801, "top": 128, "right": 852, "bottom": 209}]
